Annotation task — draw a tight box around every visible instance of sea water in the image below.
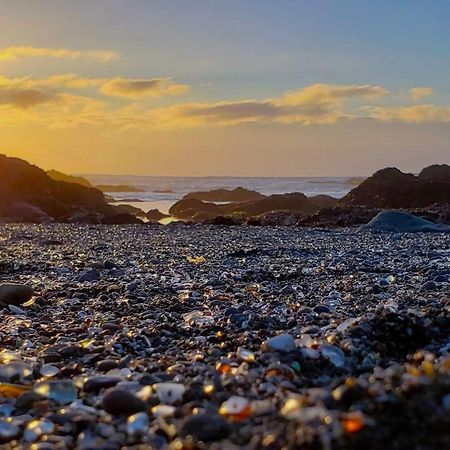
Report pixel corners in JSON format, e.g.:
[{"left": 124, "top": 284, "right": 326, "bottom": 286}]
[{"left": 82, "top": 175, "right": 358, "bottom": 214}]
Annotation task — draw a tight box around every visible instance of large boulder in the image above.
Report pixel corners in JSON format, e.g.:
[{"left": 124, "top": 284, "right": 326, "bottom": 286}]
[
  {"left": 361, "top": 211, "right": 450, "bottom": 232},
  {"left": 0, "top": 154, "right": 140, "bottom": 223},
  {"left": 183, "top": 187, "right": 265, "bottom": 202},
  {"left": 342, "top": 166, "right": 450, "bottom": 208}
]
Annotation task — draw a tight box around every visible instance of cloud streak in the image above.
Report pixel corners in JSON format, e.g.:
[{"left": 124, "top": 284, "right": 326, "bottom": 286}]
[
  {"left": 100, "top": 77, "right": 190, "bottom": 98},
  {"left": 367, "top": 104, "right": 450, "bottom": 123},
  {"left": 1, "top": 77, "right": 450, "bottom": 129},
  {"left": 152, "top": 83, "right": 388, "bottom": 127},
  {"left": 0, "top": 74, "right": 190, "bottom": 106},
  {"left": 0, "top": 46, "right": 117, "bottom": 62},
  {"left": 409, "top": 87, "right": 434, "bottom": 101}
]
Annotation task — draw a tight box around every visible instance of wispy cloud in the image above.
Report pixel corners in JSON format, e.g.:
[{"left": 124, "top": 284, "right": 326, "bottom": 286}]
[
  {"left": 409, "top": 87, "right": 434, "bottom": 101},
  {"left": 0, "top": 46, "right": 117, "bottom": 62},
  {"left": 0, "top": 74, "right": 189, "bottom": 99},
  {"left": 1, "top": 77, "right": 449, "bottom": 129},
  {"left": 367, "top": 104, "right": 450, "bottom": 123},
  {"left": 0, "top": 87, "right": 58, "bottom": 108},
  {"left": 150, "top": 83, "right": 388, "bottom": 127},
  {"left": 100, "top": 77, "right": 190, "bottom": 98}
]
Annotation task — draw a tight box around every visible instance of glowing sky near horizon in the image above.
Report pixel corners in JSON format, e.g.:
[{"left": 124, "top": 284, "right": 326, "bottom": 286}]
[{"left": 0, "top": 0, "right": 450, "bottom": 176}]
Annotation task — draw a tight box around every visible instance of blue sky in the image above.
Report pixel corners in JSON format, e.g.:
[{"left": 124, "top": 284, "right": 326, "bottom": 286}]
[{"left": 0, "top": 1, "right": 449, "bottom": 175}]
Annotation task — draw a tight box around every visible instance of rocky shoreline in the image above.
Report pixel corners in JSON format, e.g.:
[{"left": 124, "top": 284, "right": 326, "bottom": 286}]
[
  {"left": 2, "top": 154, "right": 450, "bottom": 229},
  {"left": 0, "top": 223, "right": 448, "bottom": 448}
]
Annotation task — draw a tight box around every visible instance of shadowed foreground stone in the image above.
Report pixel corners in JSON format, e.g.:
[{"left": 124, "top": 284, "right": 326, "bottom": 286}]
[
  {"left": 180, "top": 414, "right": 231, "bottom": 442},
  {"left": 0, "top": 283, "right": 34, "bottom": 306}
]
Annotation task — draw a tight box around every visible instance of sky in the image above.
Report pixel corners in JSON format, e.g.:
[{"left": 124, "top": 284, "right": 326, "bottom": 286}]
[{"left": 0, "top": 0, "right": 450, "bottom": 176}]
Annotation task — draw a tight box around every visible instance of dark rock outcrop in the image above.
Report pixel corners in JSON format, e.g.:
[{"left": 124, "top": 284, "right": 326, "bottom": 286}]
[
  {"left": 0, "top": 154, "right": 140, "bottom": 224},
  {"left": 245, "top": 211, "right": 304, "bottom": 226},
  {"left": 170, "top": 192, "right": 319, "bottom": 221},
  {"left": 418, "top": 164, "right": 450, "bottom": 182},
  {"left": 342, "top": 166, "right": 450, "bottom": 208},
  {"left": 46, "top": 170, "right": 93, "bottom": 188},
  {"left": 183, "top": 186, "right": 265, "bottom": 202},
  {"left": 300, "top": 206, "right": 380, "bottom": 228},
  {"left": 169, "top": 198, "right": 222, "bottom": 219},
  {"left": 230, "top": 193, "right": 318, "bottom": 216},
  {"left": 146, "top": 209, "right": 170, "bottom": 222},
  {"left": 310, "top": 194, "right": 339, "bottom": 209}
]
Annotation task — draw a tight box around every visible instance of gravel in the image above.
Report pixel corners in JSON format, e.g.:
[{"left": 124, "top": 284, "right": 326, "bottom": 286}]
[{"left": 0, "top": 223, "right": 448, "bottom": 449}]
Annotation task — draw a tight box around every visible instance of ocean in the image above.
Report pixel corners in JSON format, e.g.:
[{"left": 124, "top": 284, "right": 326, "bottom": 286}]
[{"left": 82, "top": 175, "right": 358, "bottom": 214}]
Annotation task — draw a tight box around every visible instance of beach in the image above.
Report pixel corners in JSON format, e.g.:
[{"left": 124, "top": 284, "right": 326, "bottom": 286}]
[{"left": 0, "top": 223, "right": 448, "bottom": 448}]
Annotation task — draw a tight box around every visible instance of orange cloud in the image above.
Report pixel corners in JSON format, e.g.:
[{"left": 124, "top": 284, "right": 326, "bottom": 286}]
[
  {"left": 150, "top": 84, "right": 388, "bottom": 127},
  {"left": 409, "top": 87, "right": 434, "bottom": 101},
  {"left": 0, "top": 87, "right": 58, "bottom": 108},
  {"left": 367, "top": 104, "right": 450, "bottom": 123},
  {"left": 0, "top": 46, "right": 117, "bottom": 62}
]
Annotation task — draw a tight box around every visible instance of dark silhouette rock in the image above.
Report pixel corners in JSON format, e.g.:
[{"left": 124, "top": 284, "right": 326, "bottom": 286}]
[
  {"left": 169, "top": 198, "right": 222, "bottom": 219},
  {"left": 300, "top": 206, "right": 379, "bottom": 228},
  {"left": 246, "top": 211, "right": 303, "bottom": 226},
  {"left": 203, "top": 216, "right": 240, "bottom": 226},
  {"left": 418, "top": 164, "right": 450, "bottom": 182},
  {"left": 184, "top": 186, "right": 265, "bottom": 202},
  {"left": 0, "top": 154, "right": 140, "bottom": 223},
  {"left": 146, "top": 209, "right": 170, "bottom": 222},
  {"left": 361, "top": 211, "right": 450, "bottom": 232},
  {"left": 170, "top": 192, "right": 318, "bottom": 221},
  {"left": 342, "top": 166, "right": 450, "bottom": 208},
  {"left": 46, "top": 170, "right": 93, "bottom": 188},
  {"left": 309, "top": 194, "right": 339, "bottom": 209}
]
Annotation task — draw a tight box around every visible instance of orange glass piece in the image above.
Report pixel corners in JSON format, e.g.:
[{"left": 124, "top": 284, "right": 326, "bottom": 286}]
[
  {"left": 0, "top": 382, "right": 31, "bottom": 398},
  {"left": 342, "top": 412, "right": 365, "bottom": 433}
]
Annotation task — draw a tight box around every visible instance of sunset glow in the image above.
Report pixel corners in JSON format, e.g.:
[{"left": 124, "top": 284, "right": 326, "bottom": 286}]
[{"left": 1, "top": 1, "right": 449, "bottom": 175}]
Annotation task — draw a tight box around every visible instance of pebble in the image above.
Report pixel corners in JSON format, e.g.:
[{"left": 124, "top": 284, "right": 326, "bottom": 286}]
[
  {"left": 0, "top": 224, "right": 448, "bottom": 449},
  {"left": 0, "top": 420, "right": 20, "bottom": 443},
  {"left": 84, "top": 376, "right": 122, "bottom": 393},
  {"left": 101, "top": 389, "right": 146, "bottom": 415},
  {"left": 263, "top": 333, "right": 296, "bottom": 352},
  {"left": 421, "top": 280, "right": 437, "bottom": 291},
  {"left": 180, "top": 414, "right": 231, "bottom": 442}
]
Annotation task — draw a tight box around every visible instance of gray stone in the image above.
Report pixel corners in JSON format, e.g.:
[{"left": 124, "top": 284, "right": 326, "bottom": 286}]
[
  {"left": 361, "top": 211, "right": 450, "bottom": 233},
  {"left": 263, "top": 333, "right": 296, "bottom": 352}
]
